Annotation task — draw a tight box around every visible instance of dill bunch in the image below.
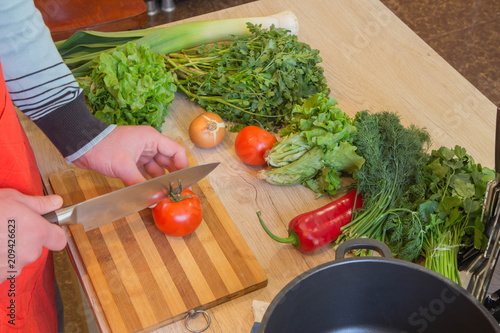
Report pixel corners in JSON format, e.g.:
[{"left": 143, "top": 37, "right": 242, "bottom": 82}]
[{"left": 338, "top": 110, "right": 431, "bottom": 261}]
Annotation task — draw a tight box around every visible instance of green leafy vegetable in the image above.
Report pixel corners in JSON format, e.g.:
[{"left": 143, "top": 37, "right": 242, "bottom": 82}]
[
  {"left": 258, "top": 93, "right": 364, "bottom": 196},
  {"left": 163, "top": 23, "right": 330, "bottom": 132},
  {"left": 78, "top": 42, "right": 176, "bottom": 131},
  {"left": 304, "top": 141, "right": 363, "bottom": 194},
  {"left": 420, "top": 145, "right": 494, "bottom": 285},
  {"left": 265, "top": 133, "right": 311, "bottom": 167},
  {"left": 56, "top": 13, "right": 300, "bottom": 77},
  {"left": 338, "top": 110, "right": 431, "bottom": 261},
  {"left": 261, "top": 146, "right": 325, "bottom": 185}
]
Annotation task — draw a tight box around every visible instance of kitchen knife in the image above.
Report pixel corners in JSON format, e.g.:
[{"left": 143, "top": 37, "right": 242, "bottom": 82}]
[{"left": 43, "top": 162, "right": 219, "bottom": 231}]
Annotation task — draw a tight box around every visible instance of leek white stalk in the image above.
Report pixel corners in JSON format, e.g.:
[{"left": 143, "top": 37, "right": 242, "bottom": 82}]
[{"left": 143, "top": 11, "right": 299, "bottom": 55}]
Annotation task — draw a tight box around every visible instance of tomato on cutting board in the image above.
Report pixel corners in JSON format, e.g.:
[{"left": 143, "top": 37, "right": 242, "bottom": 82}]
[
  {"left": 234, "top": 126, "right": 277, "bottom": 166},
  {"left": 152, "top": 185, "right": 203, "bottom": 237}
]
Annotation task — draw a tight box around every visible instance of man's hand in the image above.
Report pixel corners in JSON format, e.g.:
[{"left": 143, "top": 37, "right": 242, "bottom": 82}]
[
  {"left": 74, "top": 126, "right": 189, "bottom": 186},
  {"left": 0, "top": 189, "right": 66, "bottom": 283}
]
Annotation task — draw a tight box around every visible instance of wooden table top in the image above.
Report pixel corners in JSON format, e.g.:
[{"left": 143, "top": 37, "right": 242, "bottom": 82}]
[{"left": 22, "top": 0, "right": 497, "bottom": 332}]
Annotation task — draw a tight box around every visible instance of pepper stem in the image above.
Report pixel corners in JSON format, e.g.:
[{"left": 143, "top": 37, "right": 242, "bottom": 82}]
[{"left": 256, "top": 211, "right": 300, "bottom": 248}]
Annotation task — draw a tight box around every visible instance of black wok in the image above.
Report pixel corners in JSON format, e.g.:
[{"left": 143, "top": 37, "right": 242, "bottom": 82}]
[{"left": 259, "top": 239, "right": 500, "bottom": 333}]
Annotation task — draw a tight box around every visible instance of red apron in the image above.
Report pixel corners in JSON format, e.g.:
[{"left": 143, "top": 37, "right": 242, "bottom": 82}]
[{"left": 0, "top": 60, "right": 58, "bottom": 331}]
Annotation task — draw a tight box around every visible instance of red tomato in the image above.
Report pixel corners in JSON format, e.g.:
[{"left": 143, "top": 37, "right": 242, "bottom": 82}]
[
  {"left": 152, "top": 188, "right": 203, "bottom": 237},
  {"left": 235, "top": 126, "right": 277, "bottom": 166}
]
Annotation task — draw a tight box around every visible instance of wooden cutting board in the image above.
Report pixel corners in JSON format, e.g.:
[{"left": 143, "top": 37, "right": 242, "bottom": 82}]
[{"left": 48, "top": 146, "right": 267, "bottom": 332}]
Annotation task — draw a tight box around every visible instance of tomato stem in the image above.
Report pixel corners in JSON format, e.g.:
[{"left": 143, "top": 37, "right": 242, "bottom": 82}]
[{"left": 163, "top": 182, "right": 195, "bottom": 202}]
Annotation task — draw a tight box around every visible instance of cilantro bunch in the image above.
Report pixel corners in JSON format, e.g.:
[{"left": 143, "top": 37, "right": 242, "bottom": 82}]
[
  {"left": 164, "top": 23, "right": 330, "bottom": 132},
  {"left": 78, "top": 42, "right": 176, "bottom": 131},
  {"left": 419, "top": 146, "right": 494, "bottom": 285}
]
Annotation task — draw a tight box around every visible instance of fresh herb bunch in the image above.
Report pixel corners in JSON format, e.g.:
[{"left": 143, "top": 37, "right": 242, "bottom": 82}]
[
  {"left": 163, "top": 23, "right": 330, "bottom": 132},
  {"left": 259, "top": 93, "right": 364, "bottom": 196},
  {"left": 338, "top": 110, "right": 431, "bottom": 261},
  {"left": 77, "top": 42, "right": 176, "bottom": 131},
  {"left": 419, "top": 146, "right": 494, "bottom": 285}
]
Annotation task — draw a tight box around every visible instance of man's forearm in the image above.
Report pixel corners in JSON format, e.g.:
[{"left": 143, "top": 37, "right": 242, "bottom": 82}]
[{"left": 0, "top": 0, "right": 113, "bottom": 161}]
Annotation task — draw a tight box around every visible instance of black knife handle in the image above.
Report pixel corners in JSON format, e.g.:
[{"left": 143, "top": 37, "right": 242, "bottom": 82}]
[{"left": 42, "top": 211, "right": 59, "bottom": 225}]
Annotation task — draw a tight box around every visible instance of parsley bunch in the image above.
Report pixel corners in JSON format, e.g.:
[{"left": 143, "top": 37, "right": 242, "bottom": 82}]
[{"left": 163, "top": 23, "right": 330, "bottom": 132}]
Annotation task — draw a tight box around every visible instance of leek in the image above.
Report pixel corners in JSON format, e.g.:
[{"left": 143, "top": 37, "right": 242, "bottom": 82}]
[{"left": 57, "top": 11, "right": 299, "bottom": 77}]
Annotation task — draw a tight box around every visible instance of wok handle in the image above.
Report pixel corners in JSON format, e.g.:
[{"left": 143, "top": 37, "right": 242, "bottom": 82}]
[{"left": 335, "top": 238, "right": 393, "bottom": 259}]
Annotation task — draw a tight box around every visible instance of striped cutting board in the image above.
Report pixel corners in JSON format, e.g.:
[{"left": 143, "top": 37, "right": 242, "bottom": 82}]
[{"left": 49, "top": 151, "right": 267, "bottom": 332}]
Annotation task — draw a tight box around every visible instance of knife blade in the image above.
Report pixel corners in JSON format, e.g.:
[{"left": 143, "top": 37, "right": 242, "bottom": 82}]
[{"left": 43, "top": 162, "right": 219, "bottom": 231}]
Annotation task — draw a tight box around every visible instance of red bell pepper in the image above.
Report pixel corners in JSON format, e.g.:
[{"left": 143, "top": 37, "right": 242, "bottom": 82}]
[{"left": 257, "top": 190, "right": 363, "bottom": 252}]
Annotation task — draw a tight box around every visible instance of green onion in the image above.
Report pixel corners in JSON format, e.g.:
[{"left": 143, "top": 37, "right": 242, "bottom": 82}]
[{"left": 57, "top": 11, "right": 299, "bottom": 77}]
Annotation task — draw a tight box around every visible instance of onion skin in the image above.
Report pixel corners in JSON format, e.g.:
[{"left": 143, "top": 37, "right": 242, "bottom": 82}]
[{"left": 189, "top": 112, "right": 226, "bottom": 148}]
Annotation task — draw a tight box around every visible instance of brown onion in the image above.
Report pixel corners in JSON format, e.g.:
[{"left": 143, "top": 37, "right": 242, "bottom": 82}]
[{"left": 189, "top": 112, "right": 226, "bottom": 148}]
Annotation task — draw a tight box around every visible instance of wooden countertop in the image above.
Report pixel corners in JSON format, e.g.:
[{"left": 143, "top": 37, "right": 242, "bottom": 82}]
[{"left": 22, "top": 0, "right": 497, "bottom": 332}]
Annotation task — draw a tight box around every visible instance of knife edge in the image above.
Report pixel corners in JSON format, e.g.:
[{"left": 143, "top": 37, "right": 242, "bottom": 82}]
[{"left": 43, "top": 162, "right": 219, "bottom": 231}]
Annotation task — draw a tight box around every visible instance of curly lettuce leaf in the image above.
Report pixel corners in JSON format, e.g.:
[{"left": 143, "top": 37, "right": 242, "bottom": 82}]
[
  {"left": 304, "top": 142, "right": 365, "bottom": 196},
  {"left": 262, "top": 93, "right": 364, "bottom": 196},
  {"left": 80, "top": 42, "right": 176, "bottom": 131},
  {"left": 265, "top": 132, "right": 311, "bottom": 167},
  {"left": 324, "top": 141, "right": 365, "bottom": 174},
  {"left": 266, "top": 93, "right": 358, "bottom": 168},
  {"left": 259, "top": 147, "right": 324, "bottom": 185},
  {"left": 281, "top": 93, "right": 357, "bottom": 146},
  {"left": 304, "top": 167, "right": 342, "bottom": 196}
]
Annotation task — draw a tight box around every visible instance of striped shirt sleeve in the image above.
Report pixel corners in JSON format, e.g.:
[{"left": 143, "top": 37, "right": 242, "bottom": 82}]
[
  {"left": 0, "top": 0, "right": 115, "bottom": 161},
  {"left": 6, "top": 62, "right": 81, "bottom": 121}
]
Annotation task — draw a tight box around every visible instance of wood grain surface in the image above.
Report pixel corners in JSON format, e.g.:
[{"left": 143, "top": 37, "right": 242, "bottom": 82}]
[
  {"left": 48, "top": 145, "right": 267, "bottom": 332},
  {"left": 20, "top": 0, "right": 499, "bottom": 332}
]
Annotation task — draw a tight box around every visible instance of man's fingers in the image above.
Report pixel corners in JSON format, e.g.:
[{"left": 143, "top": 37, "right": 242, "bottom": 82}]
[
  {"left": 144, "top": 158, "right": 166, "bottom": 179},
  {"left": 156, "top": 138, "right": 188, "bottom": 171},
  {"left": 117, "top": 160, "right": 148, "bottom": 186},
  {"left": 42, "top": 222, "right": 67, "bottom": 252},
  {"left": 15, "top": 211, "right": 68, "bottom": 269},
  {"left": 155, "top": 150, "right": 189, "bottom": 172},
  {"left": 20, "top": 194, "right": 63, "bottom": 215}
]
